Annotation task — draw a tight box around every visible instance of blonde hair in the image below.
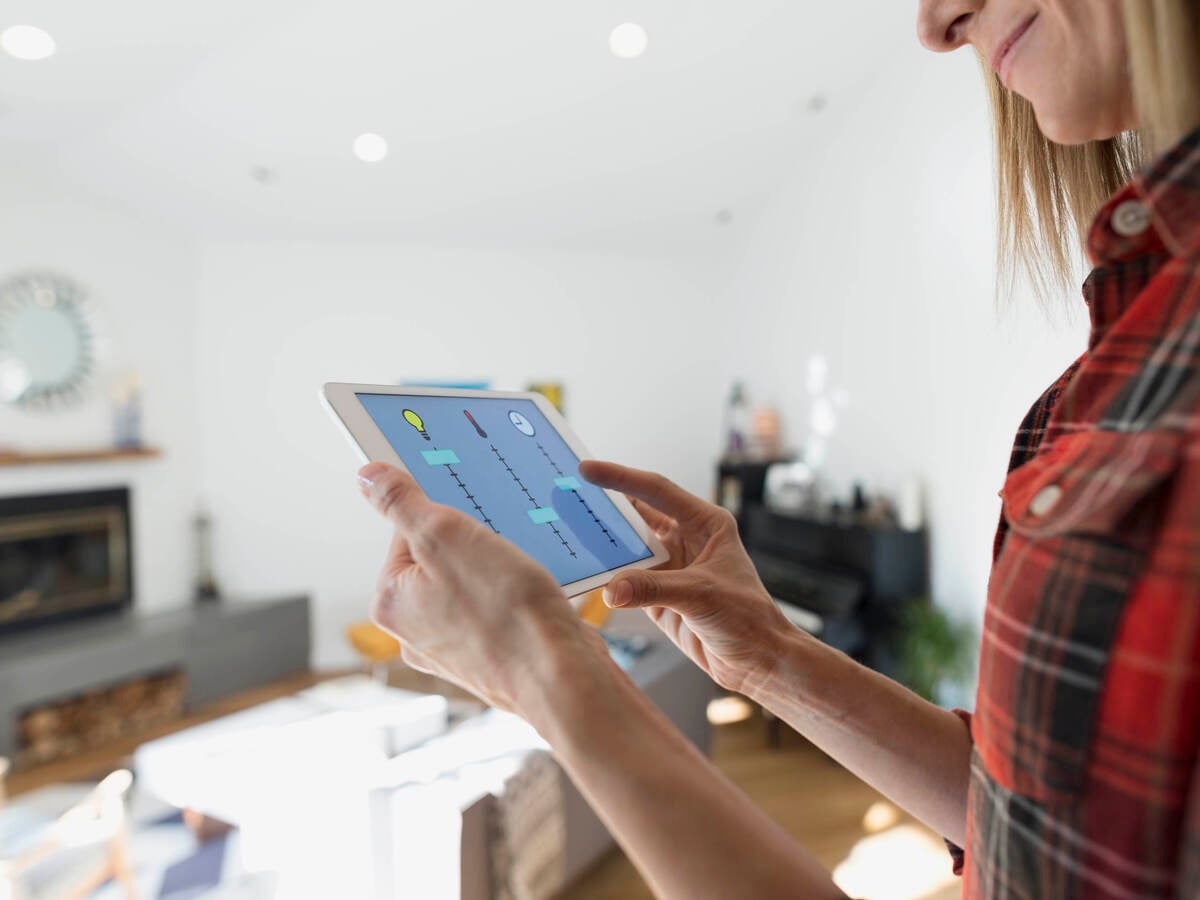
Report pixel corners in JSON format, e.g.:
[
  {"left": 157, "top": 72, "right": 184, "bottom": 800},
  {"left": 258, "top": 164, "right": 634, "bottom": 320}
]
[{"left": 991, "top": 0, "right": 1200, "bottom": 297}]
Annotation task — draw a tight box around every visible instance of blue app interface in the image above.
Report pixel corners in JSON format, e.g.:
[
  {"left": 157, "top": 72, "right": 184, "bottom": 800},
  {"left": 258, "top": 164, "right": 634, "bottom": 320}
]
[{"left": 356, "top": 394, "right": 652, "bottom": 586}]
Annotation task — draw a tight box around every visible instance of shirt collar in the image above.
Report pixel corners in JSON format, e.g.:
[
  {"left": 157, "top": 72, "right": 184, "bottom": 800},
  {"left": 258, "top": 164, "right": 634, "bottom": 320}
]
[
  {"left": 1088, "top": 125, "right": 1200, "bottom": 268},
  {"left": 1135, "top": 124, "right": 1200, "bottom": 260},
  {"left": 1083, "top": 126, "right": 1200, "bottom": 344}
]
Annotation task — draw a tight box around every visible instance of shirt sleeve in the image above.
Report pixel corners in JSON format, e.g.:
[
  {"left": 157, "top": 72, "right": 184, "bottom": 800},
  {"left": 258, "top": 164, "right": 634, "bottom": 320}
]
[{"left": 944, "top": 708, "right": 974, "bottom": 877}]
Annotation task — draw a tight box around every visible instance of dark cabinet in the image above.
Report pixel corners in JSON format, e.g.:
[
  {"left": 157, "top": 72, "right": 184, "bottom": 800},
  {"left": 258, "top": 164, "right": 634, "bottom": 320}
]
[{"left": 741, "top": 504, "right": 928, "bottom": 676}]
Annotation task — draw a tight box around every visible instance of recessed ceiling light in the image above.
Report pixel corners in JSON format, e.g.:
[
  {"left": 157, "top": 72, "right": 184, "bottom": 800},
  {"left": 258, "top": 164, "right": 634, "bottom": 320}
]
[
  {"left": 1, "top": 25, "right": 56, "bottom": 61},
  {"left": 353, "top": 132, "right": 388, "bottom": 163},
  {"left": 609, "top": 23, "right": 648, "bottom": 60}
]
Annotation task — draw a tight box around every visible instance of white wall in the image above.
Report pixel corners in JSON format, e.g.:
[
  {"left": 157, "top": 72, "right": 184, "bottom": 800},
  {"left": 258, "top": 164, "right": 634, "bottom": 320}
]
[
  {"left": 0, "top": 41, "right": 1097, "bottom": 666},
  {"left": 193, "top": 242, "right": 733, "bottom": 666},
  {"left": 721, "top": 46, "right": 1089, "bottom": 628},
  {"left": 0, "top": 189, "right": 731, "bottom": 670},
  {"left": 0, "top": 177, "right": 202, "bottom": 614}
]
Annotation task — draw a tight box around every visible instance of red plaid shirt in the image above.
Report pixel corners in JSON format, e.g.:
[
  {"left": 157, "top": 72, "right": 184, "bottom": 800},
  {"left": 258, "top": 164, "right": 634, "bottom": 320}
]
[{"left": 955, "top": 128, "right": 1200, "bottom": 898}]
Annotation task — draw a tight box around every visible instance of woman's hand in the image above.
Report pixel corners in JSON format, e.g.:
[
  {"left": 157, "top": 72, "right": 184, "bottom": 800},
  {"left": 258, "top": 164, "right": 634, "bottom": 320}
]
[
  {"left": 357, "top": 461, "right": 610, "bottom": 715},
  {"left": 355, "top": 460, "right": 856, "bottom": 899},
  {"left": 579, "top": 460, "right": 797, "bottom": 699}
]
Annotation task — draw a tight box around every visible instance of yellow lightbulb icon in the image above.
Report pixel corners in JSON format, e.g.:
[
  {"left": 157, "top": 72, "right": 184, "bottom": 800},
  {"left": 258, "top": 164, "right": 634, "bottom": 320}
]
[{"left": 403, "top": 409, "right": 431, "bottom": 441}]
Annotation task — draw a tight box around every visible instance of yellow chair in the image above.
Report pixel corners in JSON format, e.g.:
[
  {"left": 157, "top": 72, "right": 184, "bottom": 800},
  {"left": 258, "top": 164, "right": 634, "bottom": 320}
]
[
  {"left": 577, "top": 588, "right": 612, "bottom": 629},
  {"left": 346, "top": 621, "right": 402, "bottom": 682}
]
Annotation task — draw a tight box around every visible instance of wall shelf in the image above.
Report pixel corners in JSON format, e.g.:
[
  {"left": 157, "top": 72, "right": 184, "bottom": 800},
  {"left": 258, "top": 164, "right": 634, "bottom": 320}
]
[{"left": 0, "top": 447, "right": 162, "bottom": 467}]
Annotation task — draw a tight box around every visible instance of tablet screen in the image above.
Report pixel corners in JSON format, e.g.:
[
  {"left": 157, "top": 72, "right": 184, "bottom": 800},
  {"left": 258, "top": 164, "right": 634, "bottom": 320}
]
[{"left": 356, "top": 393, "right": 653, "bottom": 586}]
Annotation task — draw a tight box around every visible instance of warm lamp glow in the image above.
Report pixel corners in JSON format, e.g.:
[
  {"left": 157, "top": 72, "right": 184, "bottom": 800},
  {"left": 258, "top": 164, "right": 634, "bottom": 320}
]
[
  {"left": 706, "top": 695, "right": 754, "bottom": 726},
  {"left": 833, "top": 824, "right": 960, "bottom": 899},
  {"left": 862, "top": 801, "right": 901, "bottom": 834}
]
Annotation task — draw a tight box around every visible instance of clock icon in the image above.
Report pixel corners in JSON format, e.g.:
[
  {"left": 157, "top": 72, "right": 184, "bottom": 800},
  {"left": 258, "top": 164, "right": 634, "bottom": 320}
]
[{"left": 508, "top": 410, "right": 536, "bottom": 437}]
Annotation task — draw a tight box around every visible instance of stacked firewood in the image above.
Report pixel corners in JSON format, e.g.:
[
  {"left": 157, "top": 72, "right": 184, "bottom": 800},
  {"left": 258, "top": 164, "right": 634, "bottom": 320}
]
[{"left": 16, "top": 670, "right": 187, "bottom": 769}]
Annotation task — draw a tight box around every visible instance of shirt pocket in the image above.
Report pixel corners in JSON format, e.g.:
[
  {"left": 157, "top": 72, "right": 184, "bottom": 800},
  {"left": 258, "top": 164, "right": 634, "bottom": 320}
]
[{"left": 974, "top": 428, "right": 1184, "bottom": 805}]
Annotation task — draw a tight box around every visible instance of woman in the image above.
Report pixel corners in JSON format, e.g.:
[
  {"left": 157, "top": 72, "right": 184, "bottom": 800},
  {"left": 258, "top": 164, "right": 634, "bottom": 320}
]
[{"left": 356, "top": 1, "right": 1200, "bottom": 896}]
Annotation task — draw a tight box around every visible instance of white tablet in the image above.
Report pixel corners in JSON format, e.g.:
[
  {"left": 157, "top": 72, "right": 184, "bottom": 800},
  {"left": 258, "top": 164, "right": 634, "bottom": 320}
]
[{"left": 322, "top": 383, "right": 670, "bottom": 598}]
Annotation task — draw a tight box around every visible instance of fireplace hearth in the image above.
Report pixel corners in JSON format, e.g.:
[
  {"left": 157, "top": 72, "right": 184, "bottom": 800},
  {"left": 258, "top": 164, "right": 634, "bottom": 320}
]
[
  {"left": 17, "top": 668, "right": 186, "bottom": 768},
  {"left": 0, "top": 488, "right": 133, "bottom": 637}
]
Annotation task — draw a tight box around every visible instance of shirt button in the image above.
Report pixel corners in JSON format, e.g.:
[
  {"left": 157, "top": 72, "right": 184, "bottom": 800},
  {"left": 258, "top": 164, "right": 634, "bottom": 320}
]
[
  {"left": 1029, "top": 484, "right": 1063, "bottom": 517},
  {"left": 1111, "top": 200, "right": 1151, "bottom": 237}
]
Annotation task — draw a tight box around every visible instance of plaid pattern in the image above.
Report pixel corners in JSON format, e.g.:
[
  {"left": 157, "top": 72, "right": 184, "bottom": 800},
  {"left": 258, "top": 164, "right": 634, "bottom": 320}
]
[{"left": 959, "top": 128, "right": 1200, "bottom": 899}]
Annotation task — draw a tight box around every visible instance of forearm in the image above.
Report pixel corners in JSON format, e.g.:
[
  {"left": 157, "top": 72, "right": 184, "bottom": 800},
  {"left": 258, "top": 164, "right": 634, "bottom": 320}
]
[
  {"left": 522, "top": 647, "right": 845, "bottom": 900},
  {"left": 750, "top": 629, "right": 972, "bottom": 846}
]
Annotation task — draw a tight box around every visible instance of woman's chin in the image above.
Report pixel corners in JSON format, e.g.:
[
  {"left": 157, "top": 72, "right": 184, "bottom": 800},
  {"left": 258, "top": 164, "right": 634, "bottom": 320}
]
[
  {"left": 1027, "top": 103, "right": 1118, "bottom": 146},
  {"left": 1027, "top": 93, "right": 1131, "bottom": 146}
]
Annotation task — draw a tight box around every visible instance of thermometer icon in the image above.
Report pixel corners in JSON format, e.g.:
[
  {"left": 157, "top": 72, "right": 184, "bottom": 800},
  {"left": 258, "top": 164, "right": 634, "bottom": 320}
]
[{"left": 463, "top": 409, "right": 488, "bottom": 438}]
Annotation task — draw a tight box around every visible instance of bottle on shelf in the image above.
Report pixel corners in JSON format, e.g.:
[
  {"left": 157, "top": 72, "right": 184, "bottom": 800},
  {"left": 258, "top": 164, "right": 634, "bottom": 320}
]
[
  {"left": 723, "top": 381, "right": 752, "bottom": 460},
  {"left": 192, "top": 507, "right": 221, "bottom": 603}
]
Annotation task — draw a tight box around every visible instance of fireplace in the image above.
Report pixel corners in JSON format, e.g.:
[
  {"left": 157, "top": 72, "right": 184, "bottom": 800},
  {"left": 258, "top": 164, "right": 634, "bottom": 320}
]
[
  {"left": 16, "top": 668, "right": 185, "bottom": 768},
  {"left": 0, "top": 488, "right": 133, "bottom": 636}
]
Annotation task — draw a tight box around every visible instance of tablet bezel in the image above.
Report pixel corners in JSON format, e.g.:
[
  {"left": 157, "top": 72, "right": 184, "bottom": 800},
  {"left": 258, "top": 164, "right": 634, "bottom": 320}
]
[{"left": 322, "top": 381, "right": 671, "bottom": 598}]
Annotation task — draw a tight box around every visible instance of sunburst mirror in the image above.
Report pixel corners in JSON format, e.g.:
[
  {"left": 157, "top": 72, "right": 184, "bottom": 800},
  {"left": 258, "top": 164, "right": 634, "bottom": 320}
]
[{"left": 0, "top": 273, "right": 96, "bottom": 407}]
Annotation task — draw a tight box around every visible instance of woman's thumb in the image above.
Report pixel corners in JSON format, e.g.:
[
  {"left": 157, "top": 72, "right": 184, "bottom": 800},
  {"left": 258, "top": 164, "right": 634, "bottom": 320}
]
[{"left": 603, "top": 569, "right": 706, "bottom": 611}]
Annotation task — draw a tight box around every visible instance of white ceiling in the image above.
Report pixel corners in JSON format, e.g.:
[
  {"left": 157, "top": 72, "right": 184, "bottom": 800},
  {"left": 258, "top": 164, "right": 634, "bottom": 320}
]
[{"left": 0, "top": 1, "right": 913, "bottom": 252}]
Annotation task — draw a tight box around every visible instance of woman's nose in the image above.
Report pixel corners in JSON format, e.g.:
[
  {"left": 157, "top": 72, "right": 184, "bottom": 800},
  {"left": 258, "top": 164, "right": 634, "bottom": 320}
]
[{"left": 917, "top": 0, "right": 984, "bottom": 52}]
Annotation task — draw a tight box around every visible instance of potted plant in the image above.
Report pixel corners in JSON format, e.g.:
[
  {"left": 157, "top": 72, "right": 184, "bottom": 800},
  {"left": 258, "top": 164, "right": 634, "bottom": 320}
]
[{"left": 896, "top": 599, "right": 977, "bottom": 707}]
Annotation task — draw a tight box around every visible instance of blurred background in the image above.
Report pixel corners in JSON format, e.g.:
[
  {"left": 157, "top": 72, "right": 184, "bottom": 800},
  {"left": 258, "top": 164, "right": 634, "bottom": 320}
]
[{"left": 0, "top": 3, "right": 1087, "bottom": 898}]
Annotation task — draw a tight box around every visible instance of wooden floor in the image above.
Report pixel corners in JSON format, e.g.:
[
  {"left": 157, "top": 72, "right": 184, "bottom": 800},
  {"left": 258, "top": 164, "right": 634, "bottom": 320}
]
[{"left": 568, "top": 710, "right": 962, "bottom": 900}]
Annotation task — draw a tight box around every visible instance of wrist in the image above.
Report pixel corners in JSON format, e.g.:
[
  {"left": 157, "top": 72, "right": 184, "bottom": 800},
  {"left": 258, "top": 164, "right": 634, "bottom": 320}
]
[
  {"left": 744, "top": 625, "right": 831, "bottom": 712},
  {"left": 509, "top": 612, "right": 624, "bottom": 738}
]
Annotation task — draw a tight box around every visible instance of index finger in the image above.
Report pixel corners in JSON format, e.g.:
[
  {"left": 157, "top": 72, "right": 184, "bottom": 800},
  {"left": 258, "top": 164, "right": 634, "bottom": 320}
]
[
  {"left": 629, "top": 496, "right": 675, "bottom": 534},
  {"left": 579, "top": 460, "right": 715, "bottom": 527}
]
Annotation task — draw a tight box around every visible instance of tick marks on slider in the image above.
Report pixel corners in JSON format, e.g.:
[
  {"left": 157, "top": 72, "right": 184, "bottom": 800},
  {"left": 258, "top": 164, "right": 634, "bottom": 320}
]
[
  {"left": 408, "top": 407, "right": 498, "bottom": 532},
  {"left": 490, "top": 443, "right": 577, "bottom": 558},
  {"left": 538, "top": 442, "right": 618, "bottom": 547}
]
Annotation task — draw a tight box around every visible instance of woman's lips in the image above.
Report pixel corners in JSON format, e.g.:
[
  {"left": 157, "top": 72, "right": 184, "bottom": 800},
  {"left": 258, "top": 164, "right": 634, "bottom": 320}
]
[{"left": 992, "top": 13, "right": 1038, "bottom": 87}]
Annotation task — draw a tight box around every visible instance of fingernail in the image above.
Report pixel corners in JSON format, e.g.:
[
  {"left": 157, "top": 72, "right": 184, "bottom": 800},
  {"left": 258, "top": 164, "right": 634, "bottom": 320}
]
[
  {"left": 606, "top": 582, "right": 632, "bottom": 608},
  {"left": 357, "top": 462, "right": 388, "bottom": 492}
]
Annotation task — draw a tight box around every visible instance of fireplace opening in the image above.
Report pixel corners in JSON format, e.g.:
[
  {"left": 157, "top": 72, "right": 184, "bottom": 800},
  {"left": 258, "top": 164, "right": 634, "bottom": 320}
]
[{"left": 0, "top": 488, "right": 133, "bottom": 637}]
